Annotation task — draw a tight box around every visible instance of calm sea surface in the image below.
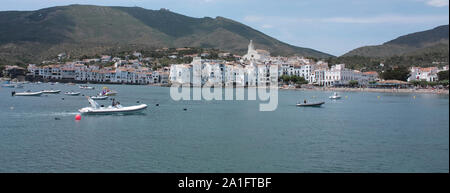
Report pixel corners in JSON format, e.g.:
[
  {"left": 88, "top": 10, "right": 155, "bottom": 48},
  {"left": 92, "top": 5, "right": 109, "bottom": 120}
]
[{"left": 0, "top": 83, "right": 448, "bottom": 172}]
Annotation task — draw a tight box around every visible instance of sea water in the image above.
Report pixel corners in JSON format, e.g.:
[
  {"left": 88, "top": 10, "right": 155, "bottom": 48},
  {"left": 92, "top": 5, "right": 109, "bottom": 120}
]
[{"left": 0, "top": 83, "right": 448, "bottom": 172}]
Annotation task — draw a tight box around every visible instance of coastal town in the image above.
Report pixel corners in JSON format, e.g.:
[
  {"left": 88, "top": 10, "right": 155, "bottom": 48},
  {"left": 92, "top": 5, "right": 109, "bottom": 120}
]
[{"left": 1, "top": 40, "right": 449, "bottom": 93}]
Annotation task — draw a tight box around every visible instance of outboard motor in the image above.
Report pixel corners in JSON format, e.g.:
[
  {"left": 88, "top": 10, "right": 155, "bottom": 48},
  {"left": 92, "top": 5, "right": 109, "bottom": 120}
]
[{"left": 11, "top": 91, "right": 15, "bottom": 96}]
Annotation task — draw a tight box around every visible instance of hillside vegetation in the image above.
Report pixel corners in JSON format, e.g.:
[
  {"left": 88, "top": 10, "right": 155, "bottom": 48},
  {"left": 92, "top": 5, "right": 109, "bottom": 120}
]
[{"left": 0, "top": 4, "right": 331, "bottom": 67}]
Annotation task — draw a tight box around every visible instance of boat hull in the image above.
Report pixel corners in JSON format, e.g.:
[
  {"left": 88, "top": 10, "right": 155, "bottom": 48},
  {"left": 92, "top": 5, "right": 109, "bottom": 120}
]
[
  {"left": 104, "top": 92, "right": 117, "bottom": 96},
  {"left": 14, "top": 92, "right": 43, "bottom": 96},
  {"left": 2, "top": 84, "right": 16, "bottom": 88},
  {"left": 79, "top": 86, "right": 95, "bottom": 90},
  {"left": 79, "top": 104, "right": 148, "bottom": 114},
  {"left": 296, "top": 102, "right": 325, "bottom": 107},
  {"left": 91, "top": 96, "right": 108, "bottom": 100},
  {"left": 65, "top": 92, "right": 80, "bottom": 96}
]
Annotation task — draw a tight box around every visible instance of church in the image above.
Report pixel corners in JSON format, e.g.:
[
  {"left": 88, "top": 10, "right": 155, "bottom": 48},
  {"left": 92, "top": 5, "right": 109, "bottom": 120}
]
[{"left": 242, "top": 40, "right": 270, "bottom": 62}]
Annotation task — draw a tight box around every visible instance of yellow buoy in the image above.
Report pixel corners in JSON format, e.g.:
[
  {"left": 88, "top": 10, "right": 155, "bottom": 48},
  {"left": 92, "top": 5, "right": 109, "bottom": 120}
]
[
  {"left": 345, "top": 96, "right": 348, "bottom": 98},
  {"left": 413, "top": 96, "right": 416, "bottom": 99},
  {"left": 377, "top": 96, "right": 380, "bottom": 99}
]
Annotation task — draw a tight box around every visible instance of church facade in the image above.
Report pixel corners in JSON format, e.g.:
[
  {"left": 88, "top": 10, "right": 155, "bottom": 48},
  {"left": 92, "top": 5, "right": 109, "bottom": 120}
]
[{"left": 242, "top": 40, "right": 270, "bottom": 62}]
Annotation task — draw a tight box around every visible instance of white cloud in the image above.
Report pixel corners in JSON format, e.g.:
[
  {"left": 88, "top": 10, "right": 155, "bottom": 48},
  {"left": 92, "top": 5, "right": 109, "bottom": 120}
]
[
  {"left": 244, "top": 14, "right": 449, "bottom": 25},
  {"left": 425, "top": 0, "right": 449, "bottom": 7},
  {"left": 322, "top": 14, "right": 448, "bottom": 24},
  {"left": 261, "top": 24, "right": 273, "bottom": 29}
]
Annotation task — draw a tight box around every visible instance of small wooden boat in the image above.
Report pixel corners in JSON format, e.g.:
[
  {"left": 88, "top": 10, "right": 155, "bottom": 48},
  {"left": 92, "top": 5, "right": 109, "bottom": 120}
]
[{"left": 296, "top": 101, "right": 325, "bottom": 107}]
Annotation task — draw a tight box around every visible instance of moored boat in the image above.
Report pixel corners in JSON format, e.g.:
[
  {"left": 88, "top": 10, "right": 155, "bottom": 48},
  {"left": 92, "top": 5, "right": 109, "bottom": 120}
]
[
  {"left": 12, "top": 91, "right": 43, "bottom": 96},
  {"left": 100, "top": 87, "right": 118, "bottom": 96},
  {"left": 2, "top": 84, "right": 16, "bottom": 88},
  {"left": 79, "top": 85, "right": 95, "bottom": 90},
  {"left": 329, "top": 92, "right": 341, "bottom": 99},
  {"left": 42, "top": 90, "right": 61, "bottom": 94},
  {"left": 64, "top": 91, "right": 81, "bottom": 96},
  {"left": 91, "top": 95, "right": 108, "bottom": 100},
  {"left": 296, "top": 101, "right": 325, "bottom": 107}
]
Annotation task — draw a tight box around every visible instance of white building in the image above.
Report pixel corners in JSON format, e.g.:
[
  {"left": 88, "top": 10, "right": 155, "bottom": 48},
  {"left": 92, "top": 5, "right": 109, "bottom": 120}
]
[
  {"left": 408, "top": 67, "right": 439, "bottom": 82},
  {"left": 169, "top": 64, "right": 192, "bottom": 85},
  {"left": 313, "top": 64, "right": 370, "bottom": 86},
  {"left": 242, "top": 40, "right": 270, "bottom": 62}
]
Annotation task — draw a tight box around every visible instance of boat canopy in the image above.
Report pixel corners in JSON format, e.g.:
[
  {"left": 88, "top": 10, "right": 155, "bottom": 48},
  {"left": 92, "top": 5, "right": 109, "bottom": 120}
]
[{"left": 87, "top": 97, "right": 100, "bottom": 109}]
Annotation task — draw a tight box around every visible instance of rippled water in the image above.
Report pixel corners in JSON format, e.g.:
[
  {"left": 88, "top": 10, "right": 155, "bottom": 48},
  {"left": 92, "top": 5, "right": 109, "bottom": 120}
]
[{"left": 0, "top": 83, "right": 448, "bottom": 172}]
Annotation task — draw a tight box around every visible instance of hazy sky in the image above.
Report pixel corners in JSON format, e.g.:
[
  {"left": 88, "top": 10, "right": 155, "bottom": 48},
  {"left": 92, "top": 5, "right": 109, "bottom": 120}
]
[{"left": 0, "top": 0, "right": 448, "bottom": 56}]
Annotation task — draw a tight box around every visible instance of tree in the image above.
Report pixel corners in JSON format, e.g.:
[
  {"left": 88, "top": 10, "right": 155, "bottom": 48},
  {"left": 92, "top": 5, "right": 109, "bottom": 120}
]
[
  {"left": 279, "top": 75, "right": 291, "bottom": 83},
  {"left": 348, "top": 80, "right": 358, "bottom": 87},
  {"left": 380, "top": 66, "right": 410, "bottom": 81},
  {"left": 438, "top": 80, "right": 449, "bottom": 86},
  {"left": 437, "top": 70, "right": 449, "bottom": 81},
  {"left": 278, "top": 75, "right": 308, "bottom": 85},
  {"left": 410, "top": 80, "right": 421, "bottom": 87},
  {"left": 294, "top": 76, "right": 308, "bottom": 85}
]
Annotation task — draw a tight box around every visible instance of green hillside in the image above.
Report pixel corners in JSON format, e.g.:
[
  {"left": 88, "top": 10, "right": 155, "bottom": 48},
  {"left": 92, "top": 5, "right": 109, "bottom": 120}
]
[
  {"left": 343, "top": 25, "right": 449, "bottom": 57},
  {"left": 0, "top": 4, "right": 332, "bottom": 67}
]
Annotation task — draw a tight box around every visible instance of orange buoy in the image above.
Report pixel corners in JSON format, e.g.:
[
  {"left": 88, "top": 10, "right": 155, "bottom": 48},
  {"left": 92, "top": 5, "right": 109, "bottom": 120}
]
[{"left": 75, "top": 114, "right": 81, "bottom": 121}]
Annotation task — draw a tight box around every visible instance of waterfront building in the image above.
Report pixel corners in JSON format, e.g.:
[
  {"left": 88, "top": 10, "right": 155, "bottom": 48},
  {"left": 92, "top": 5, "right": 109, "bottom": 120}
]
[
  {"left": 363, "top": 71, "right": 379, "bottom": 82},
  {"left": 312, "top": 64, "right": 370, "bottom": 86},
  {"left": 169, "top": 64, "right": 192, "bottom": 85},
  {"left": 2, "top": 65, "right": 26, "bottom": 79},
  {"left": 408, "top": 67, "right": 439, "bottom": 82}
]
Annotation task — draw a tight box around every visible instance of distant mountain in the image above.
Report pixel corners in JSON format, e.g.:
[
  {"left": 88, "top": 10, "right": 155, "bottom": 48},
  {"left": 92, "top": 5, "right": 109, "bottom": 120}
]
[
  {"left": 0, "top": 4, "right": 331, "bottom": 65},
  {"left": 343, "top": 25, "right": 449, "bottom": 57}
]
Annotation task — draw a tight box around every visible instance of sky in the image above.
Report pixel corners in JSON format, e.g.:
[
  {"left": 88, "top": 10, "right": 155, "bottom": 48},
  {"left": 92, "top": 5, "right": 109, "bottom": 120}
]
[{"left": 0, "top": 0, "right": 448, "bottom": 56}]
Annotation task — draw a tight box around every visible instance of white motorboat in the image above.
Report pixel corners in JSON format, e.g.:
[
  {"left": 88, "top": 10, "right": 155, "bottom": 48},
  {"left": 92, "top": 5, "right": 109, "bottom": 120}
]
[
  {"left": 79, "top": 97, "right": 147, "bottom": 114},
  {"left": 12, "top": 91, "right": 43, "bottom": 96},
  {"left": 91, "top": 95, "right": 108, "bottom": 100},
  {"left": 42, "top": 90, "right": 61, "bottom": 94},
  {"left": 64, "top": 91, "right": 81, "bottom": 96},
  {"left": 2, "top": 84, "right": 16, "bottom": 88},
  {"left": 103, "top": 90, "right": 118, "bottom": 96},
  {"left": 296, "top": 101, "right": 325, "bottom": 107},
  {"left": 329, "top": 92, "right": 341, "bottom": 99},
  {"left": 100, "top": 87, "right": 118, "bottom": 96},
  {"left": 79, "top": 85, "right": 95, "bottom": 90}
]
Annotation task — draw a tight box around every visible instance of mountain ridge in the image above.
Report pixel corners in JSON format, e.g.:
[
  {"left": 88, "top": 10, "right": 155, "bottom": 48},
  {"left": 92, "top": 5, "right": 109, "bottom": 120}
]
[
  {"left": 0, "top": 4, "right": 332, "bottom": 65},
  {"left": 343, "top": 24, "right": 449, "bottom": 57}
]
